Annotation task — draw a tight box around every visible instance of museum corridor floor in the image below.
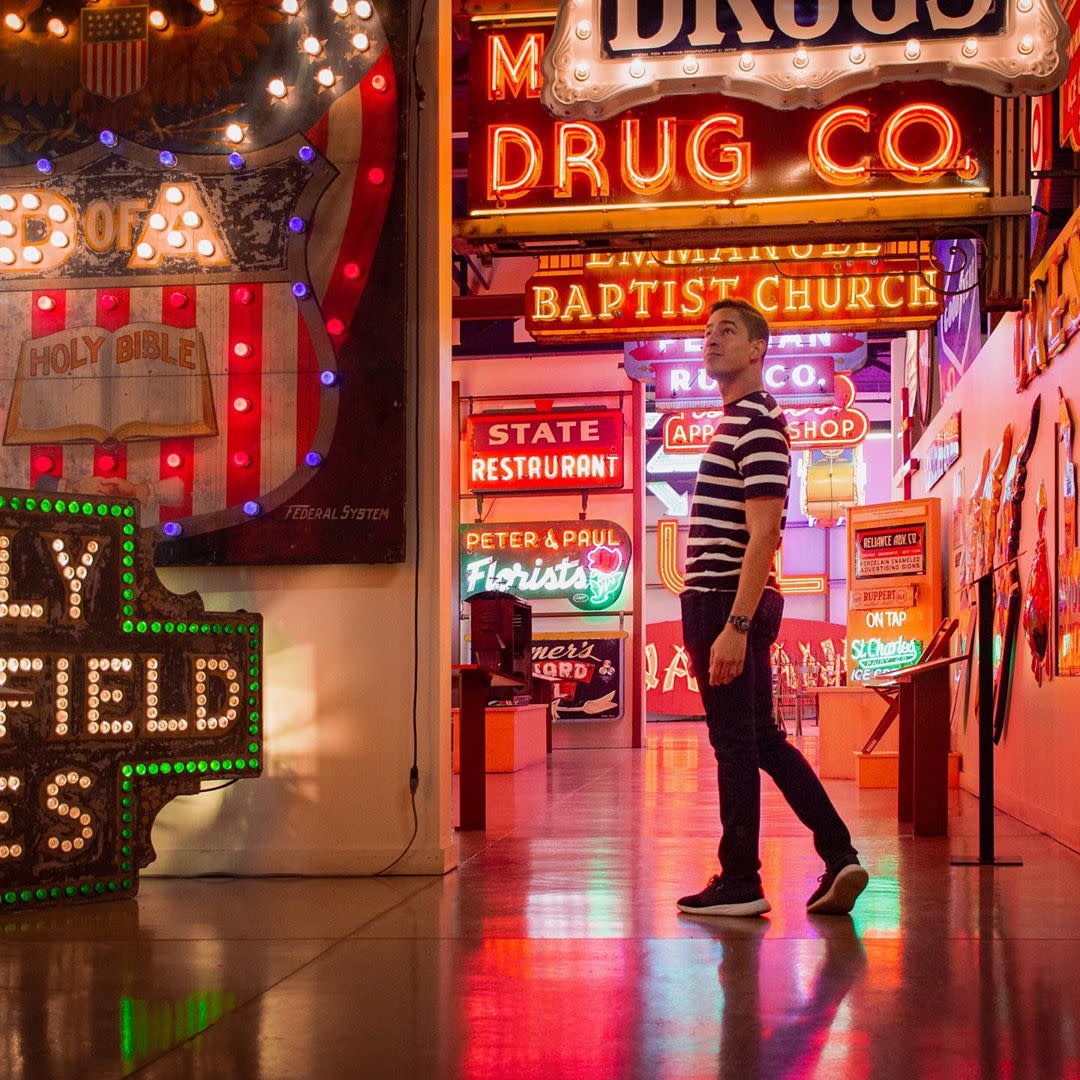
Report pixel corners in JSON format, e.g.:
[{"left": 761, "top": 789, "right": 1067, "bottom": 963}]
[{"left": 5, "top": 722, "right": 1080, "bottom": 1079}]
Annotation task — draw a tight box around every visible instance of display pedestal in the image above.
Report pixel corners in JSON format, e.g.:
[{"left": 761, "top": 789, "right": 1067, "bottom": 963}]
[
  {"left": 951, "top": 567, "right": 1023, "bottom": 867},
  {"left": 452, "top": 704, "right": 547, "bottom": 774},
  {"left": 814, "top": 686, "right": 900, "bottom": 779}
]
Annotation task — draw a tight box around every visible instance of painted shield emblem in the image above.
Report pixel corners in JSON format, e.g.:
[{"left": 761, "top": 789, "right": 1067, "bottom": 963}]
[
  {"left": 0, "top": 0, "right": 404, "bottom": 564},
  {"left": 80, "top": 6, "right": 149, "bottom": 102}
]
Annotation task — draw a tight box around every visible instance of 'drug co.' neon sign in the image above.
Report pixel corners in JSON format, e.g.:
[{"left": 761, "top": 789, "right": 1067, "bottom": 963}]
[
  {"left": 464, "top": 23, "right": 999, "bottom": 230},
  {"left": 460, "top": 521, "right": 631, "bottom": 611},
  {"left": 0, "top": 489, "right": 263, "bottom": 914},
  {"left": 662, "top": 374, "right": 869, "bottom": 453},
  {"left": 465, "top": 408, "right": 624, "bottom": 493}
]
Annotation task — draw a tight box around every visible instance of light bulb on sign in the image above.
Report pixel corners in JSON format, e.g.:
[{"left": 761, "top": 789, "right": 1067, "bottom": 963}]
[
  {"left": 848, "top": 44, "right": 865, "bottom": 63},
  {"left": 793, "top": 46, "right": 809, "bottom": 68},
  {"left": 0, "top": 222, "right": 12, "bottom": 237},
  {"left": 0, "top": 195, "right": 13, "bottom": 210},
  {"left": 303, "top": 34, "right": 321, "bottom": 54},
  {"left": 904, "top": 38, "right": 921, "bottom": 60},
  {"left": 197, "top": 239, "right": 216, "bottom": 256},
  {"left": 316, "top": 67, "right": 335, "bottom": 87},
  {"left": 1018, "top": 33, "right": 1034, "bottom": 53},
  {"left": 136, "top": 242, "right": 154, "bottom": 259},
  {"left": 49, "top": 204, "right": 67, "bottom": 223},
  {"left": 149, "top": 9, "right": 168, "bottom": 29},
  {"left": 21, "top": 193, "right": 40, "bottom": 210},
  {"left": 181, "top": 210, "right": 201, "bottom": 227},
  {"left": 49, "top": 232, "right": 68, "bottom": 248},
  {"left": 962, "top": 37, "right": 978, "bottom": 57},
  {"left": 165, "top": 185, "right": 183, "bottom": 204},
  {"left": 165, "top": 453, "right": 184, "bottom": 469},
  {"left": 739, "top": 52, "right": 754, "bottom": 71},
  {"left": 22, "top": 247, "right": 41, "bottom": 264},
  {"left": 268, "top": 78, "right": 287, "bottom": 98},
  {"left": 575, "top": 19, "right": 590, "bottom": 39},
  {"left": 351, "top": 31, "right": 368, "bottom": 49},
  {"left": 574, "top": 62, "right": 589, "bottom": 81},
  {"left": 1017, "top": 0, "right": 1033, "bottom": 9},
  {"left": 355, "top": 0, "right": 371, "bottom": 14},
  {"left": 629, "top": 58, "right": 645, "bottom": 79},
  {"left": 331, "top": 0, "right": 348, "bottom": 14},
  {"left": 199, "top": 0, "right": 217, "bottom": 13},
  {"left": 232, "top": 396, "right": 251, "bottom": 413},
  {"left": 682, "top": 54, "right": 699, "bottom": 74},
  {"left": 36, "top": 295, "right": 55, "bottom": 311},
  {"left": 4, "top": 12, "right": 24, "bottom": 30},
  {"left": 0, "top": 249, "right": 13, "bottom": 266},
  {"left": 149, "top": 213, "right": 166, "bottom": 230},
  {"left": 281, "top": 0, "right": 299, "bottom": 11},
  {"left": 167, "top": 230, "right": 185, "bottom": 248},
  {"left": 47, "top": 17, "right": 66, "bottom": 36},
  {"left": 225, "top": 123, "right": 244, "bottom": 144}
]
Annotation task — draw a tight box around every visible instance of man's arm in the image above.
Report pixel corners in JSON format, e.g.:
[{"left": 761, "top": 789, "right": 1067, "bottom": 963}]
[{"left": 708, "top": 495, "right": 784, "bottom": 686}]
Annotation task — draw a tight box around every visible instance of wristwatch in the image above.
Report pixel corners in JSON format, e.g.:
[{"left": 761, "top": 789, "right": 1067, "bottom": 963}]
[{"left": 727, "top": 614, "right": 752, "bottom": 633}]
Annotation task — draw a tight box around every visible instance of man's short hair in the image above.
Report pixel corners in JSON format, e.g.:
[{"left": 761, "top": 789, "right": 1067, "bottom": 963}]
[{"left": 708, "top": 298, "right": 770, "bottom": 352}]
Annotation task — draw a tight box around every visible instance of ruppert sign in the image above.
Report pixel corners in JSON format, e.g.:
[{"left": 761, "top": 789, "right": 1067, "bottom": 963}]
[
  {"left": 0, "top": 489, "right": 263, "bottom": 913},
  {"left": 541, "top": 0, "right": 1069, "bottom": 118}
]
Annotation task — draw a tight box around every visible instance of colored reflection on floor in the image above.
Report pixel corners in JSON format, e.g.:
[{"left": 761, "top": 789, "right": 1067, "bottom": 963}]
[{"left": 3, "top": 722, "right": 1080, "bottom": 1078}]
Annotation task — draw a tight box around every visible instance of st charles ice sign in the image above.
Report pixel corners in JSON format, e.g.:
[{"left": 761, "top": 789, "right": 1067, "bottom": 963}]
[{"left": 541, "top": 0, "right": 1070, "bottom": 119}]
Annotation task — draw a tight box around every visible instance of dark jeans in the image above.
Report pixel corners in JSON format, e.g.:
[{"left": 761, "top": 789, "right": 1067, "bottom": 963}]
[{"left": 681, "top": 588, "right": 857, "bottom": 887}]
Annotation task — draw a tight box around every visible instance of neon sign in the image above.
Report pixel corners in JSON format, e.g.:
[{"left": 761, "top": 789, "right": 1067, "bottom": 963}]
[
  {"left": 460, "top": 521, "right": 631, "bottom": 611},
  {"left": 461, "top": 22, "right": 1003, "bottom": 247},
  {"left": 849, "top": 636, "right": 924, "bottom": 681},
  {"left": 541, "top": 0, "right": 1067, "bottom": 119},
  {"left": 660, "top": 375, "right": 868, "bottom": 453},
  {"left": 465, "top": 408, "right": 623, "bottom": 493},
  {"left": 656, "top": 355, "right": 835, "bottom": 407},
  {"left": 525, "top": 249, "right": 942, "bottom": 342},
  {"left": 656, "top": 518, "right": 826, "bottom": 596},
  {"left": 0, "top": 489, "right": 262, "bottom": 913}
]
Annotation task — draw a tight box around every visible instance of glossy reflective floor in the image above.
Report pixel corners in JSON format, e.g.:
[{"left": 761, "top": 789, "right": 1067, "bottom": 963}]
[{"left": 5, "top": 723, "right": 1080, "bottom": 1079}]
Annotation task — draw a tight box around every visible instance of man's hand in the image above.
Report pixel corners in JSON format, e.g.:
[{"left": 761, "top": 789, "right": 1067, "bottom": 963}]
[{"left": 709, "top": 625, "right": 748, "bottom": 685}]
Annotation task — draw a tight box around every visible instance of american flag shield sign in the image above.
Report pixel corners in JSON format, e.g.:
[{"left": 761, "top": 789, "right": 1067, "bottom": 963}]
[{"left": 80, "top": 6, "right": 149, "bottom": 102}]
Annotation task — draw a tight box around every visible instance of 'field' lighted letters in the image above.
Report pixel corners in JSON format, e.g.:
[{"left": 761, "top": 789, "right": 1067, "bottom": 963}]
[{"left": 0, "top": 489, "right": 263, "bottom": 912}]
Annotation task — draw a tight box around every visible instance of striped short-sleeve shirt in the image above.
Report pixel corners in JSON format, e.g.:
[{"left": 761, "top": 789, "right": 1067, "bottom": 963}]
[{"left": 683, "top": 390, "right": 790, "bottom": 592}]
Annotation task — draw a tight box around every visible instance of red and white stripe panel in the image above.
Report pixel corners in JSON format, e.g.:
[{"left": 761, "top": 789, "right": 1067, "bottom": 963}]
[{"left": 81, "top": 39, "right": 147, "bottom": 102}]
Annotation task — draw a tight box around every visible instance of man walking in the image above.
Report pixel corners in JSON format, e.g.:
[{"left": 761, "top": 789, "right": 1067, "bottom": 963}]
[{"left": 676, "top": 298, "right": 868, "bottom": 918}]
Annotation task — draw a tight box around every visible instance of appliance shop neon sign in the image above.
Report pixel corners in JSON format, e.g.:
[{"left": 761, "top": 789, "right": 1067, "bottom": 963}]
[
  {"left": 662, "top": 374, "right": 869, "bottom": 452},
  {"left": 460, "top": 521, "right": 632, "bottom": 611}
]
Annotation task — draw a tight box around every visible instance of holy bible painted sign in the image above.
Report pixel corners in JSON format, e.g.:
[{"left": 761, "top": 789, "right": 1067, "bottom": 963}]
[{"left": 0, "top": 489, "right": 263, "bottom": 912}]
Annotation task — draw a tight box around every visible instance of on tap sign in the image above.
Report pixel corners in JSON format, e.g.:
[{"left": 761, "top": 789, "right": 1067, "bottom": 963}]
[
  {"left": 0, "top": 489, "right": 263, "bottom": 913},
  {"left": 461, "top": 521, "right": 632, "bottom": 611},
  {"left": 526, "top": 246, "right": 943, "bottom": 342},
  {"left": 541, "top": 0, "right": 1067, "bottom": 119},
  {"left": 465, "top": 408, "right": 624, "bottom": 493},
  {"left": 461, "top": 21, "right": 1004, "bottom": 244},
  {"left": 847, "top": 499, "right": 941, "bottom": 682}
]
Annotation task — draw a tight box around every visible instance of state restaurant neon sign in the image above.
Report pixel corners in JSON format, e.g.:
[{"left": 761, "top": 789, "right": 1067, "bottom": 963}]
[
  {"left": 541, "top": 0, "right": 1068, "bottom": 120},
  {"left": 465, "top": 408, "right": 624, "bottom": 493},
  {"left": 662, "top": 374, "right": 869, "bottom": 451},
  {"left": 0, "top": 489, "right": 263, "bottom": 914}
]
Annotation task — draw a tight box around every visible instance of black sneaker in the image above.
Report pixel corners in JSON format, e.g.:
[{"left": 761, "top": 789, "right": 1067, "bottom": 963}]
[
  {"left": 676, "top": 875, "right": 771, "bottom": 917},
  {"left": 806, "top": 856, "right": 869, "bottom": 915}
]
